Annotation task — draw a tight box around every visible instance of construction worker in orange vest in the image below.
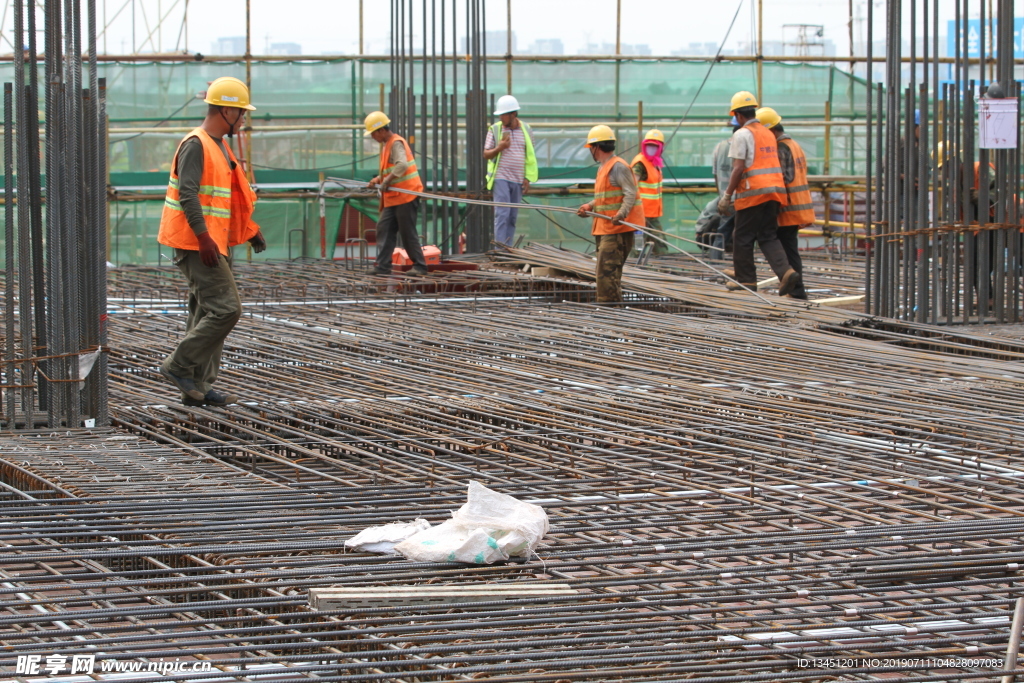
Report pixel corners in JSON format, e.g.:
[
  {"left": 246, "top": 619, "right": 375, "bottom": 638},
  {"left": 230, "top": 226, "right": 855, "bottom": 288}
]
[
  {"left": 936, "top": 142, "right": 997, "bottom": 221},
  {"left": 757, "top": 107, "right": 813, "bottom": 300},
  {"left": 631, "top": 129, "right": 666, "bottom": 255},
  {"left": 576, "top": 125, "right": 646, "bottom": 303},
  {"left": 157, "top": 76, "right": 266, "bottom": 407},
  {"left": 364, "top": 111, "right": 430, "bottom": 276},
  {"left": 718, "top": 91, "right": 801, "bottom": 295}
]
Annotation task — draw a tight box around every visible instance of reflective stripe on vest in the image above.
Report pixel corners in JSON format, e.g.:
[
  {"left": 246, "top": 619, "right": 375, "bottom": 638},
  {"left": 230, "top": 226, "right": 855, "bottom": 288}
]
[
  {"left": 630, "top": 153, "right": 663, "bottom": 218},
  {"left": 734, "top": 121, "right": 787, "bottom": 211},
  {"left": 777, "top": 137, "right": 816, "bottom": 226},
  {"left": 157, "top": 128, "right": 260, "bottom": 256},
  {"left": 167, "top": 177, "right": 232, "bottom": 199},
  {"left": 485, "top": 121, "right": 539, "bottom": 190},
  {"left": 380, "top": 134, "right": 424, "bottom": 207},
  {"left": 592, "top": 156, "right": 646, "bottom": 236}
]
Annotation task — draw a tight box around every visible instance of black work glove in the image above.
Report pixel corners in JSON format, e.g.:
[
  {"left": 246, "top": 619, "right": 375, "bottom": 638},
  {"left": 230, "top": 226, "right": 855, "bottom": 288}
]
[
  {"left": 249, "top": 231, "right": 267, "bottom": 254},
  {"left": 197, "top": 232, "right": 221, "bottom": 268}
]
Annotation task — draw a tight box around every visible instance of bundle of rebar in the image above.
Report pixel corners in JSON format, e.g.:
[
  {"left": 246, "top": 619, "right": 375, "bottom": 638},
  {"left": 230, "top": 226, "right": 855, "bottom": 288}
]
[
  {"left": 1, "top": 0, "right": 108, "bottom": 430},
  {"left": 870, "top": 0, "right": 1022, "bottom": 323},
  {"left": 387, "top": 0, "right": 490, "bottom": 253}
]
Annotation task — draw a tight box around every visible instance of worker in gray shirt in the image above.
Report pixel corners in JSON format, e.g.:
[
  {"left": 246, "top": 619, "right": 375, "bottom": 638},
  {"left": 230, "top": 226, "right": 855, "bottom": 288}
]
[
  {"left": 157, "top": 77, "right": 266, "bottom": 407},
  {"left": 695, "top": 117, "right": 740, "bottom": 259}
]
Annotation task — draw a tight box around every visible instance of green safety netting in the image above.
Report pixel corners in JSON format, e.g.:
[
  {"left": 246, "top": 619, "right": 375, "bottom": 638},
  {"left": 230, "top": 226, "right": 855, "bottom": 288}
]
[
  {"left": 0, "top": 58, "right": 868, "bottom": 120},
  {"left": 0, "top": 58, "right": 868, "bottom": 265},
  {"left": 108, "top": 198, "right": 349, "bottom": 265}
]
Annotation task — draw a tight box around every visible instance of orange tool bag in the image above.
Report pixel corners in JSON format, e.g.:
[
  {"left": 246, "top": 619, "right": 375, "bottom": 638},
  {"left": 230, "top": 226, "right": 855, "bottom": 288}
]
[{"left": 392, "top": 245, "right": 442, "bottom": 265}]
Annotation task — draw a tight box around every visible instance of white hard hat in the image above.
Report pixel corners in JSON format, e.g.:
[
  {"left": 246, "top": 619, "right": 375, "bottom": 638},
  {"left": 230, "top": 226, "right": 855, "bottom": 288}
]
[{"left": 493, "top": 94, "right": 520, "bottom": 116}]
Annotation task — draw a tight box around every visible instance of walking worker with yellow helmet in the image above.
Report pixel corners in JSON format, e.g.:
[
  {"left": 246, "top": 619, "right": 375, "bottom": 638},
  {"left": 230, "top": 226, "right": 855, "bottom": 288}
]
[
  {"left": 576, "top": 125, "right": 646, "bottom": 303},
  {"left": 631, "top": 129, "right": 667, "bottom": 255},
  {"left": 756, "top": 106, "right": 813, "bottom": 299},
  {"left": 364, "top": 111, "right": 430, "bottom": 276},
  {"left": 157, "top": 76, "right": 266, "bottom": 407},
  {"left": 719, "top": 91, "right": 801, "bottom": 295}
]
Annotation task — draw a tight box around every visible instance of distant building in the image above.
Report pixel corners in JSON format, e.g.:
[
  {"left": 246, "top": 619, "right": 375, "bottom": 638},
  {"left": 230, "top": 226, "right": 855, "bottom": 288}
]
[
  {"left": 525, "top": 38, "right": 564, "bottom": 55},
  {"left": 671, "top": 42, "right": 722, "bottom": 57},
  {"left": 211, "top": 36, "right": 246, "bottom": 56},
  {"left": 733, "top": 38, "right": 836, "bottom": 57},
  {"left": 461, "top": 30, "right": 516, "bottom": 55},
  {"left": 577, "top": 42, "right": 652, "bottom": 56},
  {"left": 269, "top": 42, "right": 302, "bottom": 56}
]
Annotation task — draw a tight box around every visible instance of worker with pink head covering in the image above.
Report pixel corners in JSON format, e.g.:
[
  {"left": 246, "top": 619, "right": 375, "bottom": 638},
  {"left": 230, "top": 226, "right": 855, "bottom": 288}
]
[{"left": 631, "top": 129, "right": 666, "bottom": 255}]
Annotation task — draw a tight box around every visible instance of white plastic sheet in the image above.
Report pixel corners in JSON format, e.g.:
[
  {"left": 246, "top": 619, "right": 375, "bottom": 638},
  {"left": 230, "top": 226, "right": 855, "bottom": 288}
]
[
  {"left": 344, "top": 518, "right": 431, "bottom": 555},
  {"left": 394, "top": 481, "right": 549, "bottom": 565}
]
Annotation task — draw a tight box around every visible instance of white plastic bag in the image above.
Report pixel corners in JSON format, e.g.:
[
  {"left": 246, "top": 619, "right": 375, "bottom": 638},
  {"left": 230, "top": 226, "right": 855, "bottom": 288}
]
[
  {"left": 345, "top": 519, "right": 431, "bottom": 554},
  {"left": 394, "top": 481, "right": 549, "bottom": 564}
]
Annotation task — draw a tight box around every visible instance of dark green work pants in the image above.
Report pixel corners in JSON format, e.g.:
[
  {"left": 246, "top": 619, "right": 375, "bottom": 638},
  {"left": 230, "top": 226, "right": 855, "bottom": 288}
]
[{"left": 161, "top": 249, "right": 242, "bottom": 395}]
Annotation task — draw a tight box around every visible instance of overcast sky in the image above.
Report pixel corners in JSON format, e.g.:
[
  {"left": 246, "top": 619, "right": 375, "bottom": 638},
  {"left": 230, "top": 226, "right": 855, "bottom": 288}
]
[{"left": 0, "top": 0, "right": 997, "bottom": 56}]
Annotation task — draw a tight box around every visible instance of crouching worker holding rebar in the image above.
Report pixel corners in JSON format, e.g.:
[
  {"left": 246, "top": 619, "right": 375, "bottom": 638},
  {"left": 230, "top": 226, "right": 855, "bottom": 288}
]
[
  {"left": 157, "top": 77, "right": 266, "bottom": 407},
  {"left": 576, "top": 125, "right": 646, "bottom": 303}
]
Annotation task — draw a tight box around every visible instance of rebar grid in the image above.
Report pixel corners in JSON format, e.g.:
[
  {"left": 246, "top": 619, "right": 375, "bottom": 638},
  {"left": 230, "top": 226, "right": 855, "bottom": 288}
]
[
  {"left": 99, "top": 259, "right": 600, "bottom": 305},
  {"left": 3, "top": 260, "right": 1024, "bottom": 680}
]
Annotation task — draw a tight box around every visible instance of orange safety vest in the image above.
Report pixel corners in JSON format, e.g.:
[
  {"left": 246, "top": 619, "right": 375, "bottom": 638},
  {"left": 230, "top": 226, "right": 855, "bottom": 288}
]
[
  {"left": 158, "top": 128, "right": 260, "bottom": 256},
  {"left": 972, "top": 161, "right": 995, "bottom": 191},
  {"left": 630, "top": 153, "right": 663, "bottom": 218},
  {"left": 379, "top": 134, "right": 424, "bottom": 207},
  {"left": 592, "top": 156, "right": 646, "bottom": 236},
  {"left": 777, "top": 136, "right": 816, "bottom": 227},
  {"left": 733, "top": 121, "right": 787, "bottom": 211}
]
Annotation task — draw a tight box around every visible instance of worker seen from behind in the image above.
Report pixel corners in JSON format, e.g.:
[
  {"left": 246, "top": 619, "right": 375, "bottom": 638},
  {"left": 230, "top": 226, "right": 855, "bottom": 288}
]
[
  {"left": 719, "top": 91, "right": 801, "bottom": 295},
  {"left": 756, "top": 107, "right": 812, "bottom": 300},
  {"left": 576, "top": 125, "right": 646, "bottom": 303},
  {"left": 365, "top": 111, "right": 429, "bottom": 276},
  {"left": 936, "top": 141, "right": 998, "bottom": 298},
  {"left": 935, "top": 142, "right": 997, "bottom": 221},
  {"left": 483, "top": 94, "right": 538, "bottom": 247},
  {"left": 695, "top": 116, "right": 741, "bottom": 259},
  {"left": 157, "top": 76, "right": 266, "bottom": 407},
  {"left": 631, "top": 129, "right": 667, "bottom": 255}
]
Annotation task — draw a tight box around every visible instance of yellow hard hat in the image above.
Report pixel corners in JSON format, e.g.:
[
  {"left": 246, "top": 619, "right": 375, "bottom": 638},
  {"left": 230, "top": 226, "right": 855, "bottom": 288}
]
[
  {"left": 204, "top": 77, "right": 256, "bottom": 111},
  {"left": 729, "top": 90, "right": 758, "bottom": 113},
  {"left": 935, "top": 141, "right": 957, "bottom": 168},
  {"left": 643, "top": 129, "right": 665, "bottom": 143},
  {"left": 364, "top": 111, "right": 391, "bottom": 136},
  {"left": 585, "top": 124, "right": 616, "bottom": 147},
  {"left": 756, "top": 107, "right": 782, "bottom": 129}
]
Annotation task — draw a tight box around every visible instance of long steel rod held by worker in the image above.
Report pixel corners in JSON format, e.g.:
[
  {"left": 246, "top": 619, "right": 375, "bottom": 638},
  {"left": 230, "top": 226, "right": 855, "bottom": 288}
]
[{"left": 325, "top": 177, "right": 779, "bottom": 306}]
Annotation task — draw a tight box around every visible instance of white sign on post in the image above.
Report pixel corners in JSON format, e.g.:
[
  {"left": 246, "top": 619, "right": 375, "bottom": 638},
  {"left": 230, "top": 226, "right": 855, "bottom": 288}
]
[{"left": 978, "top": 99, "right": 1018, "bottom": 149}]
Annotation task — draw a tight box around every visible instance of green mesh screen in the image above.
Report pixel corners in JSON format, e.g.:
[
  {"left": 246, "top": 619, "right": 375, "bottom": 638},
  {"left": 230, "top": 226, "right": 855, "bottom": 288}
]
[{"left": 0, "top": 58, "right": 870, "bottom": 265}]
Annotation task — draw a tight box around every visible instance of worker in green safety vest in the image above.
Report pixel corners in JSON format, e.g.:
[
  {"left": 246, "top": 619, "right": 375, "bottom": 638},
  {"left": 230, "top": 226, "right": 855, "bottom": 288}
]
[{"left": 484, "top": 95, "right": 539, "bottom": 247}]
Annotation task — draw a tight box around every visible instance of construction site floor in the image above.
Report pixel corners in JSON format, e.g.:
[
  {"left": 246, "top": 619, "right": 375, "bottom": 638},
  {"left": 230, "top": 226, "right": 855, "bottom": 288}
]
[{"left": 2, "top": 252, "right": 1024, "bottom": 682}]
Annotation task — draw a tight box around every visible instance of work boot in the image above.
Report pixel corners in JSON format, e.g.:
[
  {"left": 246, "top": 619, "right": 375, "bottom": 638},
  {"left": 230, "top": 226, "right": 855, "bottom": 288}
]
[
  {"left": 725, "top": 281, "right": 757, "bottom": 292},
  {"left": 407, "top": 265, "right": 429, "bottom": 276},
  {"left": 369, "top": 267, "right": 392, "bottom": 276},
  {"left": 778, "top": 268, "right": 803, "bottom": 297},
  {"left": 720, "top": 268, "right": 736, "bottom": 279},
  {"left": 182, "top": 389, "right": 239, "bottom": 408},
  {"left": 160, "top": 366, "right": 205, "bottom": 401}
]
